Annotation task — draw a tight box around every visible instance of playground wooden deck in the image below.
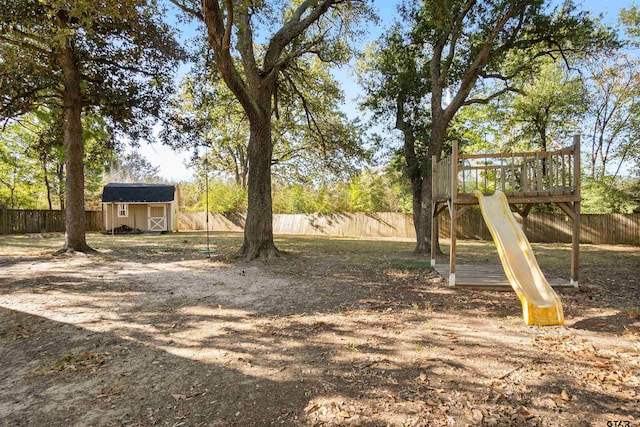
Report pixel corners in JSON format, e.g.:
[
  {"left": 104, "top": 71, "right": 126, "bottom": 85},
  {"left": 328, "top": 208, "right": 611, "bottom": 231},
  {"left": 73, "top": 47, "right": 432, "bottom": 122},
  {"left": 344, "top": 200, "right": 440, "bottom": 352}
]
[
  {"left": 433, "top": 263, "right": 575, "bottom": 289},
  {"left": 431, "top": 137, "right": 582, "bottom": 288}
]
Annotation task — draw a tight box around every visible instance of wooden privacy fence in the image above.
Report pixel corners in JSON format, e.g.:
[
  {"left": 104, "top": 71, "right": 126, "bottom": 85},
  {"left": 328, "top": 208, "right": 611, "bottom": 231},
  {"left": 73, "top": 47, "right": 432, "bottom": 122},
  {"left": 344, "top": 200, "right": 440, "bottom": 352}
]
[
  {"left": 179, "top": 211, "right": 416, "bottom": 239},
  {"left": 179, "top": 211, "right": 640, "bottom": 245},
  {"left": 439, "top": 211, "right": 640, "bottom": 244},
  {"left": 1, "top": 209, "right": 637, "bottom": 244},
  {"left": 0, "top": 209, "right": 103, "bottom": 234}
]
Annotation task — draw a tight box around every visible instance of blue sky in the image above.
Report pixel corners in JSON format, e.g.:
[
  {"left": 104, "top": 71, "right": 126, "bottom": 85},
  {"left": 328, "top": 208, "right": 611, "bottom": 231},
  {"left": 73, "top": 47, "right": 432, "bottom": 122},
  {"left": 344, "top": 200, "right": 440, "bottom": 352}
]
[{"left": 137, "top": 0, "right": 635, "bottom": 182}]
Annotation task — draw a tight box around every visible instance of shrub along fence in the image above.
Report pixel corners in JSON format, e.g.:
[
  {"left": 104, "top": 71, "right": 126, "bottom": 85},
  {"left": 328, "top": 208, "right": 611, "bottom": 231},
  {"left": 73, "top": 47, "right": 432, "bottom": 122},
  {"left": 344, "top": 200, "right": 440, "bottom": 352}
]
[
  {"left": 0, "top": 209, "right": 103, "bottom": 235},
  {"left": 179, "top": 211, "right": 640, "bottom": 245}
]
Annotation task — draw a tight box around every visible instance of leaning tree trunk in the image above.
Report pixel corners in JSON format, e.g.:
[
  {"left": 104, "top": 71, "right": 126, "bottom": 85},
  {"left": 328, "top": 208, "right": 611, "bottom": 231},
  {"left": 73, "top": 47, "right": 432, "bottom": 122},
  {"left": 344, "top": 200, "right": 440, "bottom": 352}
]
[
  {"left": 396, "top": 98, "right": 430, "bottom": 254},
  {"left": 239, "top": 103, "right": 280, "bottom": 260},
  {"left": 57, "top": 44, "right": 93, "bottom": 253},
  {"left": 411, "top": 177, "right": 427, "bottom": 253}
]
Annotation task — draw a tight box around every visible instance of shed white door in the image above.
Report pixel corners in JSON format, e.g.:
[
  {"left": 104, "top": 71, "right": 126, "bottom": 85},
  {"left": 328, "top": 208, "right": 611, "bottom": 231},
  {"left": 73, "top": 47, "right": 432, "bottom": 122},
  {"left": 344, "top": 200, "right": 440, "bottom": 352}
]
[{"left": 148, "top": 205, "right": 167, "bottom": 231}]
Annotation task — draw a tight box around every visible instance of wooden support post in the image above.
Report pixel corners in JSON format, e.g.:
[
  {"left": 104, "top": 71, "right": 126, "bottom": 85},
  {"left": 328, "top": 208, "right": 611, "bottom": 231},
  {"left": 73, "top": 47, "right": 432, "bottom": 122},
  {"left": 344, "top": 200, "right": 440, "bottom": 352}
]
[
  {"left": 561, "top": 152, "right": 567, "bottom": 194},
  {"left": 461, "top": 156, "right": 466, "bottom": 194},
  {"left": 571, "top": 135, "right": 581, "bottom": 287},
  {"left": 521, "top": 153, "right": 528, "bottom": 193},
  {"left": 535, "top": 152, "right": 542, "bottom": 194},
  {"left": 500, "top": 153, "right": 505, "bottom": 192},
  {"left": 547, "top": 151, "right": 553, "bottom": 191},
  {"left": 449, "top": 141, "right": 459, "bottom": 286},
  {"left": 510, "top": 152, "right": 516, "bottom": 194}
]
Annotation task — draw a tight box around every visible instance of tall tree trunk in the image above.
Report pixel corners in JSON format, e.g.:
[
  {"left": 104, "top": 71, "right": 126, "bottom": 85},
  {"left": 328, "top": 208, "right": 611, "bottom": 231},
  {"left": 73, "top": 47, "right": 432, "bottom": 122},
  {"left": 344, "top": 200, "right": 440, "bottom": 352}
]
[
  {"left": 41, "top": 157, "right": 53, "bottom": 210},
  {"left": 415, "top": 157, "right": 442, "bottom": 256},
  {"left": 56, "top": 163, "right": 65, "bottom": 210},
  {"left": 57, "top": 43, "right": 93, "bottom": 253},
  {"left": 239, "top": 102, "right": 280, "bottom": 260},
  {"left": 396, "top": 94, "right": 430, "bottom": 254},
  {"left": 9, "top": 184, "right": 15, "bottom": 209},
  {"left": 411, "top": 177, "right": 426, "bottom": 253},
  {"left": 425, "top": 117, "right": 449, "bottom": 255},
  {"left": 417, "top": 172, "right": 433, "bottom": 254}
]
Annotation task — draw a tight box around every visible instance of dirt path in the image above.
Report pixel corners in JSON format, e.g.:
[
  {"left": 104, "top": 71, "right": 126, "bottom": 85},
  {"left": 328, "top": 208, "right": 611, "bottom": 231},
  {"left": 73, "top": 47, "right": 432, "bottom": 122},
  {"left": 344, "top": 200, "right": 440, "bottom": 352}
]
[{"left": 0, "top": 233, "right": 638, "bottom": 426}]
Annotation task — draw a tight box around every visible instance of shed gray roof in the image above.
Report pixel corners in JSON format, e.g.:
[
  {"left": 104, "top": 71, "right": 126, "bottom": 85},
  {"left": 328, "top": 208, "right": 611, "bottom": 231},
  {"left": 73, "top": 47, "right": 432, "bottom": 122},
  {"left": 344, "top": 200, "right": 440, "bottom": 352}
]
[{"left": 102, "top": 183, "right": 176, "bottom": 203}]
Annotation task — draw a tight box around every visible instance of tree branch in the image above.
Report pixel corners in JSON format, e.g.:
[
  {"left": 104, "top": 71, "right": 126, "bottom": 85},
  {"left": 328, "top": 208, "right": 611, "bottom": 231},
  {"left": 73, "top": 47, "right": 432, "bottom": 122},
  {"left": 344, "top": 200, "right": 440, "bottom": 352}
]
[
  {"left": 272, "top": 30, "right": 329, "bottom": 71},
  {"left": 236, "top": 6, "right": 259, "bottom": 81},
  {"left": 462, "top": 86, "right": 523, "bottom": 106},
  {"left": 281, "top": 69, "right": 323, "bottom": 138},
  {"left": 168, "top": 0, "right": 204, "bottom": 21},
  {"left": 0, "top": 32, "right": 51, "bottom": 56},
  {"left": 440, "top": 0, "right": 477, "bottom": 87},
  {"left": 263, "top": 0, "right": 335, "bottom": 74},
  {"left": 447, "top": 0, "right": 530, "bottom": 120},
  {"left": 201, "top": 0, "right": 256, "bottom": 117}
]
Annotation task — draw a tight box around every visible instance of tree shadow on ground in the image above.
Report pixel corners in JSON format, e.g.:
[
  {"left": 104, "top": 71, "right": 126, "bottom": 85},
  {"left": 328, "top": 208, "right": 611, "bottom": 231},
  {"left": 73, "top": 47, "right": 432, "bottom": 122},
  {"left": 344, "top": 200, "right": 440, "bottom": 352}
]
[
  {"left": 1, "top": 234, "right": 639, "bottom": 425},
  {"left": 3, "top": 293, "right": 638, "bottom": 426},
  {"left": 571, "top": 312, "right": 640, "bottom": 335}
]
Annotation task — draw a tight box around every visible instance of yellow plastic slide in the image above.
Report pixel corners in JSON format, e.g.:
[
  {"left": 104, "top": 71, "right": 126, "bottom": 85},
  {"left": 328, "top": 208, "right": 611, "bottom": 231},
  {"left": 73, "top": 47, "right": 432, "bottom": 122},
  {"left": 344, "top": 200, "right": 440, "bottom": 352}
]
[{"left": 474, "top": 190, "right": 564, "bottom": 326}]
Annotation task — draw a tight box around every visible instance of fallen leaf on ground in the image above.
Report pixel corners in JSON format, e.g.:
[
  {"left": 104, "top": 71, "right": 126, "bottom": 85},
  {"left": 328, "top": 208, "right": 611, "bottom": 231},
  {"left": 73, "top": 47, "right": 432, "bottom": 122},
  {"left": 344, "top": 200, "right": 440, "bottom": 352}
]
[
  {"left": 305, "top": 403, "right": 319, "bottom": 414},
  {"left": 471, "top": 408, "right": 483, "bottom": 423},
  {"left": 516, "top": 407, "right": 534, "bottom": 421}
]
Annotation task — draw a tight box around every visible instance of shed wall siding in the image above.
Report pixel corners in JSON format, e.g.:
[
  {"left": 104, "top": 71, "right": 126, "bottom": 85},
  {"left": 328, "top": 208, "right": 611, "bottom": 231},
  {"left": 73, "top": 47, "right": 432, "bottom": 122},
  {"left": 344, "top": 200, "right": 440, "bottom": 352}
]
[
  {"left": 105, "top": 204, "right": 148, "bottom": 230},
  {"left": 103, "top": 201, "right": 178, "bottom": 232}
]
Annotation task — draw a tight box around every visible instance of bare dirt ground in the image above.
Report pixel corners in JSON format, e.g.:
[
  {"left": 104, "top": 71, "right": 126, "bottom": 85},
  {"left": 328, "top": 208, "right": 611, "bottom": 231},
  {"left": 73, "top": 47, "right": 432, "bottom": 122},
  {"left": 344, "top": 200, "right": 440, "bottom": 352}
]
[{"left": 0, "top": 232, "right": 638, "bottom": 427}]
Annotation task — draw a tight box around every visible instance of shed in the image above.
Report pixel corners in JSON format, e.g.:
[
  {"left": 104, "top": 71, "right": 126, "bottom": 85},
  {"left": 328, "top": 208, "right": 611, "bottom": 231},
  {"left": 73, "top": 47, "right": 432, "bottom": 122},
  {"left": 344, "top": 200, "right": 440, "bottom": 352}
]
[{"left": 101, "top": 183, "right": 179, "bottom": 233}]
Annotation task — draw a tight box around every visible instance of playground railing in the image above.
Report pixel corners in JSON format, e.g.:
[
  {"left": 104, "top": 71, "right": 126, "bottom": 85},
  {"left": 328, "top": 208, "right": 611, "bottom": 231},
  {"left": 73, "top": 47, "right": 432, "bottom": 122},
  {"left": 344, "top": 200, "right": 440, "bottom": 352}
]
[{"left": 433, "top": 140, "right": 580, "bottom": 203}]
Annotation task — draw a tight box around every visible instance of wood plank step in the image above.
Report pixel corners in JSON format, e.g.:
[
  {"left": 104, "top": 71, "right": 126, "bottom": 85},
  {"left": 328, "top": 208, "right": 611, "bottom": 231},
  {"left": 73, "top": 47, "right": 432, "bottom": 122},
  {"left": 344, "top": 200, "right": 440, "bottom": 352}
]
[{"left": 433, "top": 264, "right": 575, "bottom": 289}]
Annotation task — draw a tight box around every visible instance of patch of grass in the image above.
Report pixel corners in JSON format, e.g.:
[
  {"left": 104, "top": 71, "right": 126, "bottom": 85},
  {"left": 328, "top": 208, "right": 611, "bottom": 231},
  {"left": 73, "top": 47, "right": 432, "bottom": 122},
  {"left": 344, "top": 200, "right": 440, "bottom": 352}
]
[
  {"left": 505, "top": 315, "right": 522, "bottom": 326},
  {"left": 625, "top": 307, "right": 639, "bottom": 319},
  {"left": 36, "top": 351, "right": 108, "bottom": 375},
  {"left": 7, "top": 323, "right": 32, "bottom": 340},
  {"left": 424, "top": 320, "right": 435, "bottom": 330},
  {"left": 273, "top": 235, "right": 415, "bottom": 259},
  {"left": 387, "top": 258, "right": 433, "bottom": 271},
  {"left": 97, "top": 381, "right": 127, "bottom": 399}
]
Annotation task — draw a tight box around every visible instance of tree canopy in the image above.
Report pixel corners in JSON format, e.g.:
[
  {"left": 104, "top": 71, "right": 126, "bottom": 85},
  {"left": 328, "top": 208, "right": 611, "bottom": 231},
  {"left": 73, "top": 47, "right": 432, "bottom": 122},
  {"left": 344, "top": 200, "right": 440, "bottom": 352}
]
[
  {"left": 0, "top": 0, "right": 185, "bottom": 252},
  {"left": 165, "top": 49, "right": 371, "bottom": 189},
  {"left": 170, "top": 0, "right": 374, "bottom": 259},
  {"left": 360, "top": 0, "right": 617, "bottom": 253},
  {"left": 1, "top": 1, "right": 183, "bottom": 132}
]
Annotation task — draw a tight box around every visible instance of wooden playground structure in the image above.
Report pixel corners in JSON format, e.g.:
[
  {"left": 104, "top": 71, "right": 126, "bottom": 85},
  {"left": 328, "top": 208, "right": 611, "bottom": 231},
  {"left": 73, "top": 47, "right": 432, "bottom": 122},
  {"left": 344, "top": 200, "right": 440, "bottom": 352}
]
[{"left": 431, "top": 136, "right": 581, "bottom": 288}]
